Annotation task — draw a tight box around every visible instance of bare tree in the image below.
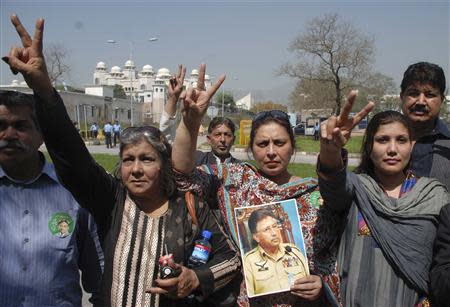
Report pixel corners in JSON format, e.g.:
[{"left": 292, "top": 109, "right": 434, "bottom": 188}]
[
  {"left": 280, "top": 13, "right": 375, "bottom": 115},
  {"left": 289, "top": 78, "right": 336, "bottom": 111},
  {"left": 44, "top": 43, "right": 70, "bottom": 87}
]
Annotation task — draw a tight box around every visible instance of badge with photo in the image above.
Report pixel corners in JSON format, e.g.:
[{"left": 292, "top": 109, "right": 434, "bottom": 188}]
[
  {"left": 48, "top": 212, "right": 74, "bottom": 238},
  {"left": 235, "top": 199, "right": 309, "bottom": 298}
]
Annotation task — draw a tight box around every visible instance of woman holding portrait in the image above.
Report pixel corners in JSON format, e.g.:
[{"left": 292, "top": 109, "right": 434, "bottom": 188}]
[{"left": 171, "top": 66, "right": 363, "bottom": 306}]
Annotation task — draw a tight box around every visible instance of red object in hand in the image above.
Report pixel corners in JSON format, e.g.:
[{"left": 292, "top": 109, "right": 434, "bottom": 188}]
[{"left": 159, "top": 254, "right": 181, "bottom": 279}]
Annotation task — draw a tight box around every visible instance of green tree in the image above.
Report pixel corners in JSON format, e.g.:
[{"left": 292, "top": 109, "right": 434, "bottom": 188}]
[
  {"left": 353, "top": 72, "right": 397, "bottom": 112},
  {"left": 113, "top": 84, "right": 127, "bottom": 99},
  {"left": 280, "top": 13, "right": 375, "bottom": 115},
  {"left": 215, "top": 91, "right": 235, "bottom": 108}
]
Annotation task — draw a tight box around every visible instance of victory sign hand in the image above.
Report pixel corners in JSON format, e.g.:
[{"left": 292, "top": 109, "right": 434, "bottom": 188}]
[
  {"left": 181, "top": 63, "right": 225, "bottom": 127},
  {"left": 321, "top": 90, "right": 374, "bottom": 152},
  {"left": 2, "top": 15, "right": 52, "bottom": 97},
  {"left": 168, "top": 64, "right": 186, "bottom": 101}
]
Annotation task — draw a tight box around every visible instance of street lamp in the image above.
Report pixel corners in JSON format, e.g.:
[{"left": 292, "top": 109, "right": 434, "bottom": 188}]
[{"left": 107, "top": 38, "right": 158, "bottom": 126}]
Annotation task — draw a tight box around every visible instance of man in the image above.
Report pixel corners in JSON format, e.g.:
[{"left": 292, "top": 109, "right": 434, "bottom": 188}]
[
  {"left": 195, "top": 117, "right": 240, "bottom": 166},
  {"left": 0, "top": 90, "right": 104, "bottom": 306},
  {"left": 397, "top": 62, "right": 450, "bottom": 305},
  {"left": 400, "top": 62, "right": 450, "bottom": 189},
  {"left": 112, "top": 120, "right": 121, "bottom": 147},
  {"left": 313, "top": 121, "right": 320, "bottom": 141},
  {"left": 57, "top": 219, "right": 70, "bottom": 238},
  {"left": 103, "top": 121, "right": 112, "bottom": 148},
  {"left": 243, "top": 209, "right": 308, "bottom": 297},
  {"left": 159, "top": 73, "right": 239, "bottom": 166},
  {"left": 90, "top": 122, "right": 98, "bottom": 139}
]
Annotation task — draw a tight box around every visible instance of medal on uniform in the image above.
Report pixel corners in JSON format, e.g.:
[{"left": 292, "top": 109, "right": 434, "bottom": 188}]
[{"left": 255, "top": 260, "right": 268, "bottom": 271}]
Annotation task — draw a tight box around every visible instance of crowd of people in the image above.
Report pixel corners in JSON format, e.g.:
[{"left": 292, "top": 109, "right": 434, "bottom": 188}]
[{"left": 1, "top": 14, "right": 450, "bottom": 307}]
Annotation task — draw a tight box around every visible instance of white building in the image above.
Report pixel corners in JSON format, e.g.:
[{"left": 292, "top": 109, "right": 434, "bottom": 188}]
[
  {"left": 90, "top": 60, "right": 212, "bottom": 123},
  {"left": 235, "top": 93, "right": 254, "bottom": 110},
  {"left": 0, "top": 81, "right": 138, "bottom": 128}
]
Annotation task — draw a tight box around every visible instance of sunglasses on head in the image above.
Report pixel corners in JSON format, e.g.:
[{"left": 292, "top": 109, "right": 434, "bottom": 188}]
[
  {"left": 120, "top": 126, "right": 162, "bottom": 142},
  {"left": 253, "top": 110, "right": 290, "bottom": 123}
]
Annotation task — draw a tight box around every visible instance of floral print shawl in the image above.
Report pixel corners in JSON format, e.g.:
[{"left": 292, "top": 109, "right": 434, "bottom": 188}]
[{"left": 176, "top": 162, "right": 343, "bottom": 307}]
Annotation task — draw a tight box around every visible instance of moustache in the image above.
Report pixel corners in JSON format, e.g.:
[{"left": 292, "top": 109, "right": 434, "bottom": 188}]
[
  {"left": 409, "top": 104, "right": 429, "bottom": 113},
  {"left": 0, "top": 140, "right": 27, "bottom": 150}
]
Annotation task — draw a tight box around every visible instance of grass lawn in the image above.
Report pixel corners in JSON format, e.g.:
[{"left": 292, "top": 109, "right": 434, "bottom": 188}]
[
  {"left": 44, "top": 152, "right": 120, "bottom": 173},
  {"left": 296, "top": 135, "right": 363, "bottom": 153},
  {"left": 45, "top": 153, "right": 353, "bottom": 179},
  {"left": 233, "top": 132, "right": 363, "bottom": 154}
]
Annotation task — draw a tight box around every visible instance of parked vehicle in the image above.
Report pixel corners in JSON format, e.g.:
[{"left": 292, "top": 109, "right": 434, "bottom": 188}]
[
  {"left": 358, "top": 118, "right": 368, "bottom": 129},
  {"left": 294, "top": 123, "right": 305, "bottom": 135},
  {"left": 305, "top": 117, "right": 327, "bottom": 136}
]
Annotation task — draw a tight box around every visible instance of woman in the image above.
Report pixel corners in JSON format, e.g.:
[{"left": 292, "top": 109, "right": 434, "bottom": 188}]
[
  {"left": 318, "top": 92, "right": 449, "bottom": 306},
  {"left": 172, "top": 66, "right": 344, "bottom": 306},
  {"left": 3, "top": 16, "right": 241, "bottom": 307}
]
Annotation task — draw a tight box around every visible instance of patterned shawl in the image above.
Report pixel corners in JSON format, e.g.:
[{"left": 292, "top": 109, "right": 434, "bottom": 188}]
[{"left": 178, "top": 162, "right": 344, "bottom": 306}]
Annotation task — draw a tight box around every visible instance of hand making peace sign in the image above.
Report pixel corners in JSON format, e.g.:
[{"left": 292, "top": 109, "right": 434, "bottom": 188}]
[
  {"left": 320, "top": 90, "right": 375, "bottom": 152},
  {"left": 2, "top": 15, "right": 53, "bottom": 97},
  {"left": 181, "top": 63, "right": 225, "bottom": 127},
  {"left": 168, "top": 64, "right": 186, "bottom": 101}
]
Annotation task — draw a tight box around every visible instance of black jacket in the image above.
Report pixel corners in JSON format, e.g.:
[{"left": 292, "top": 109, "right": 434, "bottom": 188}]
[
  {"left": 431, "top": 204, "right": 450, "bottom": 306},
  {"left": 34, "top": 91, "right": 241, "bottom": 307}
]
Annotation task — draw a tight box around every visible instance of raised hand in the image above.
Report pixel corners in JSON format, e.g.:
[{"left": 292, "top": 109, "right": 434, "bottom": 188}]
[
  {"left": 2, "top": 15, "right": 52, "bottom": 97},
  {"left": 168, "top": 64, "right": 186, "bottom": 101},
  {"left": 321, "top": 90, "right": 374, "bottom": 152},
  {"left": 181, "top": 63, "right": 225, "bottom": 128}
]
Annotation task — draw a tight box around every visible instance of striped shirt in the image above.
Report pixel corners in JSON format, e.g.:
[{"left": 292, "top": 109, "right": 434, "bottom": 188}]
[
  {"left": 0, "top": 157, "right": 104, "bottom": 306},
  {"left": 111, "top": 196, "right": 165, "bottom": 306}
]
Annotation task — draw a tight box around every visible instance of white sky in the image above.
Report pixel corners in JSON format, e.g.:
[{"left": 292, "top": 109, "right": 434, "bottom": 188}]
[{"left": 1, "top": 0, "right": 449, "bottom": 102}]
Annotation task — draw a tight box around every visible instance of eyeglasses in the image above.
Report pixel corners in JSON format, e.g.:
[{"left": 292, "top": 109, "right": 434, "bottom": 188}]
[
  {"left": 257, "top": 223, "right": 282, "bottom": 234},
  {"left": 120, "top": 126, "right": 162, "bottom": 143},
  {"left": 253, "top": 110, "right": 290, "bottom": 123}
]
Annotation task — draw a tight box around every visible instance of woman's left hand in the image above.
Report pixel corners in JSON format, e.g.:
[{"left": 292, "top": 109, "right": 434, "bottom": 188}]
[
  {"left": 147, "top": 264, "right": 200, "bottom": 299},
  {"left": 290, "top": 274, "right": 323, "bottom": 301}
]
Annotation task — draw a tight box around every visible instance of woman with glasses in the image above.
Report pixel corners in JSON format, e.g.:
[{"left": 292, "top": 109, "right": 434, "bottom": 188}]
[
  {"left": 317, "top": 93, "right": 448, "bottom": 306},
  {"left": 173, "top": 71, "right": 346, "bottom": 306},
  {"left": 3, "top": 16, "right": 241, "bottom": 307}
]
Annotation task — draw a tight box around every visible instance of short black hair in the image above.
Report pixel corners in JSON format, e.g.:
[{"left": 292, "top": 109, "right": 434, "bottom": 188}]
[
  {"left": 400, "top": 62, "right": 446, "bottom": 97},
  {"left": 248, "top": 209, "right": 279, "bottom": 234},
  {"left": 57, "top": 219, "right": 69, "bottom": 226},
  {"left": 208, "top": 117, "right": 236, "bottom": 135},
  {"left": 0, "top": 90, "right": 40, "bottom": 130}
]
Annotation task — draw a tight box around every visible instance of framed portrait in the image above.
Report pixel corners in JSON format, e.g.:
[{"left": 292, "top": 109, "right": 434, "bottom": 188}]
[{"left": 234, "top": 199, "right": 309, "bottom": 298}]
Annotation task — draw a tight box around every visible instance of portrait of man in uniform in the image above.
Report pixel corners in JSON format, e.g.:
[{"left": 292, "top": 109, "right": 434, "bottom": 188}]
[{"left": 235, "top": 200, "right": 309, "bottom": 297}]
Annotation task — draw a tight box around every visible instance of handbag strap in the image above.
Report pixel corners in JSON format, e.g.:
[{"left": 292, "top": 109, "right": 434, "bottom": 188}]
[{"left": 185, "top": 191, "right": 198, "bottom": 226}]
